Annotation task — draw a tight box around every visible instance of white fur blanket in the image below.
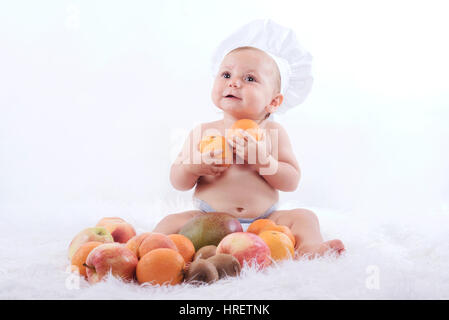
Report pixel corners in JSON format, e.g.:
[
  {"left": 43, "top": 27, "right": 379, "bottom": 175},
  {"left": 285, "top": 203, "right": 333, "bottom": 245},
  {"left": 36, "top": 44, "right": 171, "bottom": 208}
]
[{"left": 1, "top": 197, "right": 448, "bottom": 299}]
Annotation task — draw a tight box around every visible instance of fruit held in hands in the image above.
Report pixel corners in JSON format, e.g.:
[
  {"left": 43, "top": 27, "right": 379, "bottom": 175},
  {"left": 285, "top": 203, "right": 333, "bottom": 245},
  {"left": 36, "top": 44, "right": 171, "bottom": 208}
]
[
  {"left": 84, "top": 243, "right": 138, "bottom": 284},
  {"left": 193, "top": 245, "right": 217, "bottom": 261},
  {"left": 207, "top": 253, "right": 241, "bottom": 279},
  {"left": 136, "top": 248, "right": 185, "bottom": 285},
  {"left": 70, "top": 241, "right": 103, "bottom": 277},
  {"left": 199, "top": 135, "right": 232, "bottom": 167},
  {"left": 259, "top": 230, "right": 294, "bottom": 261},
  {"left": 179, "top": 212, "right": 243, "bottom": 251},
  {"left": 96, "top": 217, "right": 136, "bottom": 243},
  {"left": 216, "top": 232, "right": 271, "bottom": 269},
  {"left": 184, "top": 259, "right": 219, "bottom": 284},
  {"left": 68, "top": 227, "right": 114, "bottom": 259},
  {"left": 168, "top": 234, "right": 196, "bottom": 264},
  {"left": 226, "top": 119, "right": 262, "bottom": 142}
]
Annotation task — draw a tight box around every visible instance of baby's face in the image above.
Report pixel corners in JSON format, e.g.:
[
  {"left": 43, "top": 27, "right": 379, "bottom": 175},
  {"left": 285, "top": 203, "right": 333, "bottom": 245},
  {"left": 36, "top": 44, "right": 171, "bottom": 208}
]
[{"left": 211, "top": 48, "right": 281, "bottom": 120}]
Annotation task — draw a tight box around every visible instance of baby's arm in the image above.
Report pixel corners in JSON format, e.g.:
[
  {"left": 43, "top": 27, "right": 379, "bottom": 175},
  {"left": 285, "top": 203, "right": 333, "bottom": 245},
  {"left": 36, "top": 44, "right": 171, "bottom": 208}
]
[
  {"left": 254, "top": 123, "right": 301, "bottom": 192},
  {"left": 170, "top": 124, "right": 229, "bottom": 191},
  {"left": 170, "top": 127, "right": 200, "bottom": 191}
]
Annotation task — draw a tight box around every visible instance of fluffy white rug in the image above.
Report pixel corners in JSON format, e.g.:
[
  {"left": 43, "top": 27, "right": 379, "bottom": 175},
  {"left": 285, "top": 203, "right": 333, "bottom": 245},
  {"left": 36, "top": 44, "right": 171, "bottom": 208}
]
[{"left": 1, "top": 196, "right": 448, "bottom": 300}]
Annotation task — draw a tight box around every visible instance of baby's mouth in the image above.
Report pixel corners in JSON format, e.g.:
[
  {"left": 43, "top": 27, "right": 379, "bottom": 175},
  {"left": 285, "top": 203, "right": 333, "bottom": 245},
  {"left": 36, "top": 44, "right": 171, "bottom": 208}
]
[{"left": 224, "top": 95, "right": 242, "bottom": 100}]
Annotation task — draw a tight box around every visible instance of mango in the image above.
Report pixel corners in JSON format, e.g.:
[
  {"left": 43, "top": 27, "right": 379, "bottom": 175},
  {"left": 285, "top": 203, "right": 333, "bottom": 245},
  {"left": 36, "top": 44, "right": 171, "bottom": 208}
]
[{"left": 179, "top": 212, "right": 242, "bottom": 251}]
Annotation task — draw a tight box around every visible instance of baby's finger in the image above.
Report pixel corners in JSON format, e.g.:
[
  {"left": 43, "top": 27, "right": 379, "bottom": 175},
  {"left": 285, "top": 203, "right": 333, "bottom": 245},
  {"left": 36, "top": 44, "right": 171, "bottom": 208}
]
[
  {"left": 211, "top": 166, "right": 226, "bottom": 176},
  {"left": 234, "top": 135, "right": 245, "bottom": 146},
  {"left": 235, "top": 144, "right": 245, "bottom": 157},
  {"left": 238, "top": 129, "right": 248, "bottom": 142},
  {"left": 226, "top": 138, "right": 235, "bottom": 148},
  {"left": 213, "top": 165, "right": 228, "bottom": 172},
  {"left": 210, "top": 149, "right": 223, "bottom": 158},
  {"left": 259, "top": 129, "right": 266, "bottom": 141},
  {"left": 240, "top": 129, "right": 257, "bottom": 144}
]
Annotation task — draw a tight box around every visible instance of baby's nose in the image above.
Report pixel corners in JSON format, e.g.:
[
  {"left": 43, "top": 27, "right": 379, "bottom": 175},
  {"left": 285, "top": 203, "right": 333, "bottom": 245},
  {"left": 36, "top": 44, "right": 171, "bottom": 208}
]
[{"left": 228, "top": 79, "right": 241, "bottom": 88}]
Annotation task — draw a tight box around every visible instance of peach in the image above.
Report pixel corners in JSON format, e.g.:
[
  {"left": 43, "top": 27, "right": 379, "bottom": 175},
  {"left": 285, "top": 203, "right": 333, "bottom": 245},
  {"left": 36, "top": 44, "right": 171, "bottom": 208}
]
[
  {"left": 84, "top": 243, "right": 138, "bottom": 284},
  {"left": 138, "top": 233, "right": 178, "bottom": 259},
  {"left": 68, "top": 227, "right": 114, "bottom": 259},
  {"left": 125, "top": 232, "right": 153, "bottom": 258},
  {"left": 96, "top": 217, "right": 136, "bottom": 243},
  {"left": 216, "top": 232, "right": 271, "bottom": 270}
]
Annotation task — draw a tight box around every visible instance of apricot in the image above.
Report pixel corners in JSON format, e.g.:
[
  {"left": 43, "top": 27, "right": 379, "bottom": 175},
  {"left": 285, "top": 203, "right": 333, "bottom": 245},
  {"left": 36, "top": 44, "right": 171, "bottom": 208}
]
[
  {"left": 247, "top": 219, "right": 277, "bottom": 235},
  {"left": 199, "top": 135, "right": 232, "bottom": 167},
  {"left": 168, "top": 234, "right": 196, "bottom": 264},
  {"left": 138, "top": 233, "right": 178, "bottom": 259},
  {"left": 259, "top": 230, "right": 295, "bottom": 261},
  {"left": 226, "top": 119, "right": 262, "bottom": 142},
  {"left": 125, "top": 232, "right": 152, "bottom": 258},
  {"left": 260, "top": 224, "right": 296, "bottom": 247}
]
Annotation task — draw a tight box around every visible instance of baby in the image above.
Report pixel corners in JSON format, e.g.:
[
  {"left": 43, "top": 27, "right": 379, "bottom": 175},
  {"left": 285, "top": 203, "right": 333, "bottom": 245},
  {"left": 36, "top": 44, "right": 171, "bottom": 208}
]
[{"left": 154, "top": 45, "right": 345, "bottom": 259}]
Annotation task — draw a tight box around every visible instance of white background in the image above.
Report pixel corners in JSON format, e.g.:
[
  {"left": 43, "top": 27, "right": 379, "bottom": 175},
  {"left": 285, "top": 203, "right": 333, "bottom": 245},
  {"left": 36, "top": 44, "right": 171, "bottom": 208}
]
[{"left": 1, "top": 0, "right": 448, "bottom": 222}]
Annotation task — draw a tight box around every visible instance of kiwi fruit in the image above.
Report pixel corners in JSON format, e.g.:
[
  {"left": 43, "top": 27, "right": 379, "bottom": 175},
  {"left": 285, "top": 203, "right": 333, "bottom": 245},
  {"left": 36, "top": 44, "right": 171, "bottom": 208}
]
[
  {"left": 193, "top": 245, "right": 217, "bottom": 261},
  {"left": 207, "top": 253, "right": 241, "bottom": 279},
  {"left": 184, "top": 259, "right": 219, "bottom": 284}
]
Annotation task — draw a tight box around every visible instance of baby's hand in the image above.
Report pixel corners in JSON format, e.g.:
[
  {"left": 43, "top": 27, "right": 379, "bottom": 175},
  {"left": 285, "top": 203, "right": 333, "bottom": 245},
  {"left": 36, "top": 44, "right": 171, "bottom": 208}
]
[
  {"left": 184, "top": 149, "right": 229, "bottom": 177},
  {"left": 227, "top": 129, "right": 271, "bottom": 166}
]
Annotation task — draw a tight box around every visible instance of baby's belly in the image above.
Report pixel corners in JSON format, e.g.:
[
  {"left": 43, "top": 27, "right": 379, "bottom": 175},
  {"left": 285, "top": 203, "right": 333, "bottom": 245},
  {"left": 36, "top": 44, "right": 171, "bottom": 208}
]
[{"left": 193, "top": 165, "right": 279, "bottom": 219}]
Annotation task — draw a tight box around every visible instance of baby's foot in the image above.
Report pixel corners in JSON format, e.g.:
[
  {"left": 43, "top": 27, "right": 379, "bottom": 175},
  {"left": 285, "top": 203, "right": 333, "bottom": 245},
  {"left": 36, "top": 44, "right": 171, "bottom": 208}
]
[{"left": 296, "top": 239, "right": 345, "bottom": 260}]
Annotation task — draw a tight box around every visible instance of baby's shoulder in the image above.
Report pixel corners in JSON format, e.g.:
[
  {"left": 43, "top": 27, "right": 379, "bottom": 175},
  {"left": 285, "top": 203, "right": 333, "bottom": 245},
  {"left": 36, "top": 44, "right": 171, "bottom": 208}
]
[
  {"left": 264, "top": 120, "right": 288, "bottom": 135},
  {"left": 265, "top": 119, "right": 282, "bottom": 129},
  {"left": 187, "top": 120, "right": 224, "bottom": 139}
]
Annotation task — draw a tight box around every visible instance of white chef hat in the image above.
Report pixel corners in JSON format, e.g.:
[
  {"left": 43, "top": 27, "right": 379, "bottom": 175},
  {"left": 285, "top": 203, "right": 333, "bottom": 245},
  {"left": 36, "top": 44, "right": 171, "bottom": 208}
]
[{"left": 211, "top": 19, "right": 314, "bottom": 114}]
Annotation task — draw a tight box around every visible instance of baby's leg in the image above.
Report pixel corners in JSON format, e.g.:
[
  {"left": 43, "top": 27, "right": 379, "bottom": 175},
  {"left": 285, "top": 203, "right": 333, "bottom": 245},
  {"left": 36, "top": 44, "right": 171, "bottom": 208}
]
[
  {"left": 153, "top": 210, "right": 204, "bottom": 235},
  {"left": 269, "top": 209, "right": 345, "bottom": 259}
]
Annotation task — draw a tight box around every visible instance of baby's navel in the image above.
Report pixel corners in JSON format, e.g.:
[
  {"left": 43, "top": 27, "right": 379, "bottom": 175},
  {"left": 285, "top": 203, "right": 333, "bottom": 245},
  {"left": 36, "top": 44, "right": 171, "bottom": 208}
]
[{"left": 236, "top": 207, "right": 245, "bottom": 213}]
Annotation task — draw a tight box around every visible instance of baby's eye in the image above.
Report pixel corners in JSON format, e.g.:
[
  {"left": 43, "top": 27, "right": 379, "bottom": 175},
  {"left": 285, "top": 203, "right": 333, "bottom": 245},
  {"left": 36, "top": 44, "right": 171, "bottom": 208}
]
[
  {"left": 245, "top": 75, "right": 256, "bottom": 82},
  {"left": 222, "top": 72, "right": 230, "bottom": 79}
]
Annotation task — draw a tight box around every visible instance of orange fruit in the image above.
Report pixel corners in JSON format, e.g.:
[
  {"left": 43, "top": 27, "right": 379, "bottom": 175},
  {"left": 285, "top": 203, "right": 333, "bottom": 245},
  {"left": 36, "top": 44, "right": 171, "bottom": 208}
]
[
  {"left": 70, "top": 241, "right": 103, "bottom": 277},
  {"left": 138, "top": 233, "right": 178, "bottom": 259},
  {"left": 260, "top": 224, "right": 296, "bottom": 247},
  {"left": 259, "top": 230, "right": 295, "bottom": 261},
  {"left": 199, "top": 135, "right": 232, "bottom": 167},
  {"left": 168, "top": 234, "right": 195, "bottom": 264},
  {"left": 227, "top": 119, "right": 262, "bottom": 142},
  {"left": 136, "top": 248, "right": 185, "bottom": 285},
  {"left": 247, "top": 219, "right": 277, "bottom": 235}
]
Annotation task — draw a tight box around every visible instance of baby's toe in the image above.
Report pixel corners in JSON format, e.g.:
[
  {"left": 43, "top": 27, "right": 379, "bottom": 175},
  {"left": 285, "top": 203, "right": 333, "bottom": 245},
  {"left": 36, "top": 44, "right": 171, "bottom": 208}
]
[{"left": 325, "top": 239, "right": 345, "bottom": 254}]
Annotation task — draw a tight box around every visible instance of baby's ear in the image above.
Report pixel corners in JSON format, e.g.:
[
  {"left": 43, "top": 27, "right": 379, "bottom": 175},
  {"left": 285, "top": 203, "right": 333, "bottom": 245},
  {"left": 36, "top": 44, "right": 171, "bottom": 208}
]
[{"left": 267, "top": 93, "right": 283, "bottom": 113}]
